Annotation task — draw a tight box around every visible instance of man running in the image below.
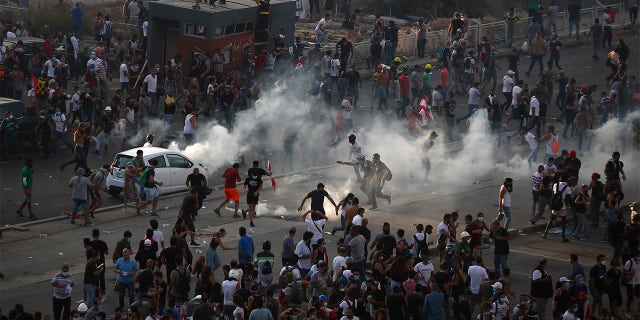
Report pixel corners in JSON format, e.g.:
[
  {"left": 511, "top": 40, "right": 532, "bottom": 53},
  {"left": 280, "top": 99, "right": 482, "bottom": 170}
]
[
  {"left": 17, "top": 159, "right": 37, "bottom": 220},
  {"left": 347, "top": 134, "right": 363, "bottom": 181},
  {"left": 185, "top": 168, "right": 208, "bottom": 212},
  {"left": 215, "top": 163, "right": 242, "bottom": 218},
  {"left": 243, "top": 172, "right": 263, "bottom": 227},
  {"left": 298, "top": 183, "right": 339, "bottom": 218},
  {"left": 369, "top": 153, "right": 392, "bottom": 210},
  {"left": 137, "top": 159, "right": 164, "bottom": 216}
]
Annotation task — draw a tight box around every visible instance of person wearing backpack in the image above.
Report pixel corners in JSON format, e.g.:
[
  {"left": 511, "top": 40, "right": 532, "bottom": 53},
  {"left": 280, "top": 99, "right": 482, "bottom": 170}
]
[
  {"left": 255, "top": 240, "right": 275, "bottom": 286},
  {"left": 411, "top": 224, "right": 433, "bottom": 264},
  {"left": 168, "top": 256, "right": 191, "bottom": 305},
  {"left": 542, "top": 176, "right": 576, "bottom": 242}
]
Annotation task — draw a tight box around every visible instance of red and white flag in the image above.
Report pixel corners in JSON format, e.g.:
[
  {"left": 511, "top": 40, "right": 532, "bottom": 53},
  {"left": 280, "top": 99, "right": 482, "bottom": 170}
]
[
  {"left": 418, "top": 95, "right": 433, "bottom": 124},
  {"left": 267, "top": 160, "right": 277, "bottom": 191}
]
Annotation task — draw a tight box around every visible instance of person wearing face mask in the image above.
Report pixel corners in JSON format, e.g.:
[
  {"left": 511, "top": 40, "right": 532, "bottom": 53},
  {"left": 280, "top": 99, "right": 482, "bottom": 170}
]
[
  {"left": 492, "top": 291, "right": 510, "bottom": 320},
  {"left": 590, "top": 255, "right": 607, "bottom": 315},
  {"left": 310, "top": 261, "right": 332, "bottom": 302},
  {"left": 568, "top": 274, "right": 588, "bottom": 319},
  {"left": 553, "top": 277, "right": 572, "bottom": 319},
  {"left": 51, "top": 264, "right": 75, "bottom": 320}
]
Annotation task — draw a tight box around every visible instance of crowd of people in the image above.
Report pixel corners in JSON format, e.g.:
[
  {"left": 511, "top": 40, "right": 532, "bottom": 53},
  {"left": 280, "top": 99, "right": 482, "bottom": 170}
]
[{"left": 1, "top": 0, "right": 640, "bottom": 319}]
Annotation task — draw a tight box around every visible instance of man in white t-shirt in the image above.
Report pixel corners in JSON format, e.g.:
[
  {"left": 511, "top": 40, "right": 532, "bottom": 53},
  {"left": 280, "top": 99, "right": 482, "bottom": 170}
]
[
  {"left": 141, "top": 18, "right": 149, "bottom": 51},
  {"left": 467, "top": 256, "right": 489, "bottom": 310},
  {"left": 303, "top": 210, "right": 326, "bottom": 247},
  {"left": 43, "top": 56, "right": 61, "bottom": 79},
  {"left": 511, "top": 81, "right": 523, "bottom": 107},
  {"left": 332, "top": 247, "right": 348, "bottom": 282},
  {"left": 521, "top": 128, "right": 539, "bottom": 167},
  {"left": 543, "top": 176, "right": 576, "bottom": 241},
  {"left": 436, "top": 213, "right": 455, "bottom": 259},
  {"left": 295, "top": 231, "right": 314, "bottom": 274},
  {"left": 143, "top": 67, "right": 158, "bottom": 115},
  {"left": 119, "top": 59, "right": 130, "bottom": 93},
  {"left": 315, "top": 13, "right": 331, "bottom": 47},
  {"left": 502, "top": 70, "right": 515, "bottom": 108},
  {"left": 413, "top": 251, "right": 435, "bottom": 290}
]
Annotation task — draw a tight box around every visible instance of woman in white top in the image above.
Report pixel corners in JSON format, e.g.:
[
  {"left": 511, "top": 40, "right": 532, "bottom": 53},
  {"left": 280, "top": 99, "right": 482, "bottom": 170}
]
[{"left": 232, "top": 293, "right": 245, "bottom": 320}]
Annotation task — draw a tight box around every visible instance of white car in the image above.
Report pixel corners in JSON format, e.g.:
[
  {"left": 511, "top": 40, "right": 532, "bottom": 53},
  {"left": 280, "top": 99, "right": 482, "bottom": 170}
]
[{"left": 106, "top": 147, "right": 207, "bottom": 196}]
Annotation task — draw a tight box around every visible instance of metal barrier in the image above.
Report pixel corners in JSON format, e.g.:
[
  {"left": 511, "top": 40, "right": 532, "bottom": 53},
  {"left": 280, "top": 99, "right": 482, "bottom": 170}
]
[{"left": 347, "top": 2, "right": 627, "bottom": 69}]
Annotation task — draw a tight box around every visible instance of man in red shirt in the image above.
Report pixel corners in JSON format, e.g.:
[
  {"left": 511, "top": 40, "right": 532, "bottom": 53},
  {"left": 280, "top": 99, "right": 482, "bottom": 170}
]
[
  {"left": 214, "top": 162, "right": 242, "bottom": 217},
  {"left": 396, "top": 66, "right": 411, "bottom": 118}
]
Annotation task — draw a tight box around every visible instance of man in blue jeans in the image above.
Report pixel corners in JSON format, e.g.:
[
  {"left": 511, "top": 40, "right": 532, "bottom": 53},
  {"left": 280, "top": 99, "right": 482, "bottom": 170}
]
[{"left": 114, "top": 248, "right": 139, "bottom": 308}]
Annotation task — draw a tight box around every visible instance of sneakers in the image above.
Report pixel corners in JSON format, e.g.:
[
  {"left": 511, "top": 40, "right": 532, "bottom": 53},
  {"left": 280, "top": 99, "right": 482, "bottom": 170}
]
[
  {"left": 331, "top": 227, "right": 337, "bottom": 235},
  {"left": 562, "top": 238, "right": 570, "bottom": 242},
  {"left": 59, "top": 164, "right": 64, "bottom": 171},
  {"left": 242, "top": 210, "right": 247, "bottom": 220},
  {"left": 250, "top": 221, "right": 255, "bottom": 227},
  {"left": 214, "top": 208, "right": 221, "bottom": 216},
  {"left": 16, "top": 209, "right": 24, "bottom": 217},
  {"left": 136, "top": 206, "right": 141, "bottom": 215},
  {"left": 233, "top": 214, "right": 241, "bottom": 218},
  {"left": 150, "top": 212, "right": 159, "bottom": 217},
  {"left": 29, "top": 215, "right": 37, "bottom": 220},
  {"left": 369, "top": 205, "right": 378, "bottom": 210},
  {"left": 528, "top": 220, "right": 535, "bottom": 225},
  {"left": 190, "top": 242, "right": 201, "bottom": 247}
]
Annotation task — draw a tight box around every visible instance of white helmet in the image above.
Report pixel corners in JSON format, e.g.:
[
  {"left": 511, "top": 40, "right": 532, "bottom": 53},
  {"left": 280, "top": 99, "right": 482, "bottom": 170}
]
[
  {"left": 104, "top": 106, "right": 112, "bottom": 112},
  {"left": 77, "top": 303, "right": 88, "bottom": 312},
  {"left": 229, "top": 269, "right": 240, "bottom": 281}
]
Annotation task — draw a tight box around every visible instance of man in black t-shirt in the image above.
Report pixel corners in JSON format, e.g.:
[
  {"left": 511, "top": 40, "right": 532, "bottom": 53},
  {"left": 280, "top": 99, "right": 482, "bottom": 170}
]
[
  {"left": 84, "top": 249, "right": 105, "bottom": 309},
  {"left": 89, "top": 229, "right": 109, "bottom": 293},
  {"left": 247, "top": 160, "right": 272, "bottom": 180},
  {"left": 159, "top": 237, "right": 181, "bottom": 283},
  {"left": 185, "top": 168, "right": 207, "bottom": 209},
  {"left": 490, "top": 220, "right": 510, "bottom": 279},
  {"left": 179, "top": 189, "right": 200, "bottom": 246},
  {"left": 243, "top": 174, "right": 263, "bottom": 227},
  {"left": 297, "top": 183, "right": 338, "bottom": 218},
  {"left": 137, "top": 159, "right": 163, "bottom": 216}
]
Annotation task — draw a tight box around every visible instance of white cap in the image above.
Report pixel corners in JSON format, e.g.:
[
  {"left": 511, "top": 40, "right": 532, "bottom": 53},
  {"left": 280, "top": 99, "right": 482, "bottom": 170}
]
[
  {"left": 105, "top": 106, "right": 112, "bottom": 111},
  {"left": 559, "top": 276, "right": 570, "bottom": 282},
  {"left": 78, "top": 303, "right": 88, "bottom": 312},
  {"left": 507, "top": 70, "right": 515, "bottom": 75},
  {"left": 492, "top": 282, "right": 503, "bottom": 290},
  {"left": 144, "top": 239, "right": 152, "bottom": 246}
]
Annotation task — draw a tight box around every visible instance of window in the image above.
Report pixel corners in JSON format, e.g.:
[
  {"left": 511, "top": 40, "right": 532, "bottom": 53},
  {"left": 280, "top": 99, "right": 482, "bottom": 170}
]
[
  {"left": 167, "top": 154, "right": 192, "bottom": 168},
  {"left": 224, "top": 25, "right": 235, "bottom": 35},
  {"left": 148, "top": 155, "right": 168, "bottom": 168},
  {"left": 113, "top": 155, "right": 134, "bottom": 169}
]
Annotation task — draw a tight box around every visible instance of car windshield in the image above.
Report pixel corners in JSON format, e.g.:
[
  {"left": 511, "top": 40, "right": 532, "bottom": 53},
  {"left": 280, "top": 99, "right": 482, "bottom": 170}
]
[{"left": 113, "top": 154, "right": 134, "bottom": 169}]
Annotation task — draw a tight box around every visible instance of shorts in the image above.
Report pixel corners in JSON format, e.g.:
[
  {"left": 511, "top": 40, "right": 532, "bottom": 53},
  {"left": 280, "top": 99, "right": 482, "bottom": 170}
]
[
  {"left": 532, "top": 190, "right": 540, "bottom": 203},
  {"left": 24, "top": 190, "right": 31, "bottom": 202},
  {"left": 376, "top": 86, "right": 388, "bottom": 98},
  {"left": 90, "top": 189, "right": 102, "bottom": 201},
  {"left": 149, "top": 93, "right": 158, "bottom": 105},
  {"left": 247, "top": 194, "right": 259, "bottom": 205},
  {"left": 224, "top": 188, "right": 240, "bottom": 201},
  {"left": 144, "top": 187, "right": 159, "bottom": 200}
]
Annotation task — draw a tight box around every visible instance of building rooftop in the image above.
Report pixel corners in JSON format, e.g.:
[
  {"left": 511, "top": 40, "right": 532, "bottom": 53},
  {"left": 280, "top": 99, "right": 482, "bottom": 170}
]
[{"left": 151, "top": 0, "right": 291, "bottom": 13}]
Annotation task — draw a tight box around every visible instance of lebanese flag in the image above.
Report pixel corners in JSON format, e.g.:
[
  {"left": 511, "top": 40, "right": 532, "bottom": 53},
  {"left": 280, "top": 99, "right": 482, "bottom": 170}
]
[
  {"left": 267, "top": 160, "right": 277, "bottom": 191},
  {"left": 418, "top": 95, "right": 433, "bottom": 125}
]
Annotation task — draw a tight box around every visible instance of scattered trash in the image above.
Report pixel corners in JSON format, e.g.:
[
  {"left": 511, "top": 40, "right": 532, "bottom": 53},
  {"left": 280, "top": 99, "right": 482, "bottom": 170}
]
[
  {"left": 249, "top": 229, "right": 256, "bottom": 234},
  {"left": 39, "top": 233, "right": 47, "bottom": 238},
  {"left": 281, "top": 216, "right": 285, "bottom": 219},
  {"left": 224, "top": 207, "right": 234, "bottom": 211},
  {"left": 165, "top": 206, "right": 169, "bottom": 210},
  {"left": 201, "top": 206, "right": 207, "bottom": 209},
  {"left": 202, "top": 241, "right": 207, "bottom": 245},
  {"left": 431, "top": 192, "right": 438, "bottom": 195},
  {"left": 104, "top": 230, "right": 113, "bottom": 234},
  {"left": 28, "top": 256, "right": 33, "bottom": 259},
  {"left": 33, "top": 202, "right": 39, "bottom": 206},
  {"left": 58, "top": 252, "right": 64, "bottom": 256},
  {"left": 162, "top": 224, "right": 171, "bottom": 228},
  {"left": 195, "top": 249, "right": 203, "bottom": 254}
]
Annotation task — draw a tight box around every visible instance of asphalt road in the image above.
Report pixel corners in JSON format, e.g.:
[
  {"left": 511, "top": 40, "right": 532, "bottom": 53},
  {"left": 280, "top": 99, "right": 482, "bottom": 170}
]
[{"left": 0, "top": 31, "right": 638, "bottom": 316}]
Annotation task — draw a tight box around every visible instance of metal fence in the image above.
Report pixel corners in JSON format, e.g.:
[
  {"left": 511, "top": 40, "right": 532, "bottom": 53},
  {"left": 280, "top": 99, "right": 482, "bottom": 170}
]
[{"left": 349, "top": 2, "right": 627, "bottom": 68}]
